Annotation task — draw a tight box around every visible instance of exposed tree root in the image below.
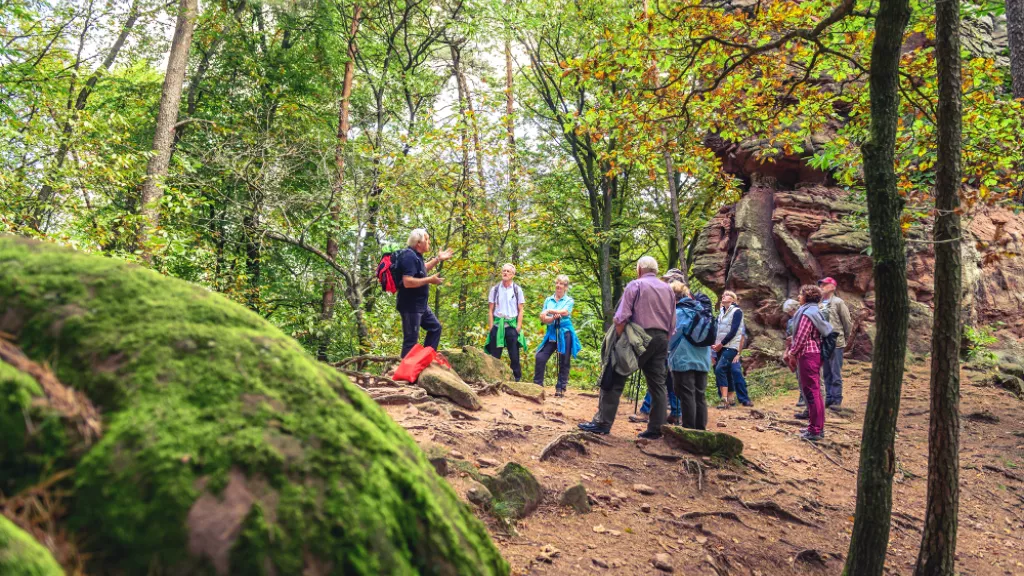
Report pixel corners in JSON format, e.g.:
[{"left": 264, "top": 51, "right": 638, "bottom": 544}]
[{"left": 722, "top": 495, "right": 817, "bottom": 527}]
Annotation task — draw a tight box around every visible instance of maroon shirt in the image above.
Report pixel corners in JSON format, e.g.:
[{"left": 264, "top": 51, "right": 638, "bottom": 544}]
[{"left": 613, "top": 273, "right": 676, "bottom": 333}]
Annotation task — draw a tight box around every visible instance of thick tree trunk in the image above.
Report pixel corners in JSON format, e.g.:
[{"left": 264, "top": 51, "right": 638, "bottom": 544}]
[
  {"left": 318, "top": 4, "right": 362, "bottom": 361},
  {"left": 31, "top": 0, "right": 141, "bottom": 231},
  {"left": 915, "top": 0, "right": 963, "bottom": 572},
  {"left": 137, "top": 0, "right": 199, "bottom": 259},
  {"left": 843, "top": 0, "right": 912, "bottom": 574},
  {"left": 1008, "top": 0, "right": 1024, "bottom": 99}
]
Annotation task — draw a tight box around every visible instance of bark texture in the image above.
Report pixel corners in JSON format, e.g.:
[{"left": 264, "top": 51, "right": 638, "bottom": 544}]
[
  {"left": 843, "top": 0, "right": 912, "bottom": 574},
  {"left": 1008, "top": 0, "right": 1024, "bottom": 99},
  {"left": 915, "top": 0, "right": 963, "bottom": 571},
  {"left": 138, "top": 0, "right": 199, "bottom": 257}
]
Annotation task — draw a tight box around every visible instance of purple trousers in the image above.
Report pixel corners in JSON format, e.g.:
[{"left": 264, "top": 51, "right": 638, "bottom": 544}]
[{"left": 798, "top": 352, "right": 824, "bottom": 435}]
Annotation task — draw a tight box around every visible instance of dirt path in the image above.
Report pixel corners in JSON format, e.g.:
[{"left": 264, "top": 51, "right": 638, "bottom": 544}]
[{"left": 383, "top": 360, "right": 1024, "bottom": 575}]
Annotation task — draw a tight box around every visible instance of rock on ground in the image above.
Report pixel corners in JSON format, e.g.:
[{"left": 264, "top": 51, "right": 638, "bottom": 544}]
[
  {"left": 483, "top": 462, "right": 543, "bottom": 520},
  {"left": 0, "top": 516, "right": 63, "bottom": 576},
  {"left": 559, "top": 483, "right": 591, "bottom": 514},
  {"left": 442, "top": 346, "right": 512, "bottom": 383},
  {"left": 417, "top": 366, "right": 483, "bottom": 410},
  {"left": 467, "top": 481, "right": 493, "bottom": 508},
  {"left": 661, "top": 426, "right": 744, "bottom": 459},
  {"left": 0, "top": 237, "right": 507, "bottom": 576},
  {"left": 500, "top": 381, "right": 545, "bottom": 403}
]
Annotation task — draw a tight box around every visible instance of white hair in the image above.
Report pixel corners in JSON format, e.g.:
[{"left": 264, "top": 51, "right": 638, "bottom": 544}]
[
  {"left": 637, "top": 256, "right": 659, "bottom": 275},
  {"left": 782, "top": 298, "right": 799, "bottom": 314},
  {"left": 555, "top": 274, "right": 570, "bottom": 286},
  {"left": 501, "top": 263, "right": 516, "bottom": 274},
  {"left": 407, "top": 228, "right": 428, "bottom": 248}
]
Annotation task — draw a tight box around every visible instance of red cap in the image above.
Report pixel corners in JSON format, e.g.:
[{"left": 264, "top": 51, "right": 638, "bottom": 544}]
[{"left": 817, "top": 277, "right": 837, "bottom": 287}]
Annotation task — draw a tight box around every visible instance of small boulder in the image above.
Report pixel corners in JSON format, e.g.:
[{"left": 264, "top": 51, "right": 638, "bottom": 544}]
[
  {"left": 652, "top": 552, "right": 674, "bottom": 572},
  {"left": 430, "top": 457, "right": 448, "bottom": 477},
  {"left": 501, "top": 381, "right": 545, "bottom": 403},
  {"left": 559, "top": 483, "right": 591, "bottom": 513},
  {"left": 992, "top": 373, "right": 1023, "bottom": 399},
  {"left": 661, "top": 426, "right": 744, "bottom": 459},
  {"left": 416, "top": 366, "right": 483, "bottom": 410},
  {"left": 477, "top": 457, "right": 500, "bottom": 468},
  {"left": 640, "top": 503, "right": 652, "bottom": 513},
  {"left": 999, "top": 363, "right": 1024, "bottom": 380},
  {"left": 633, "top": 483, "right": 656, "bottom": 496},
  {"left": 466, "top": 480, "right": 493, "bottom": 507},
  {"left": 442, "top": 346, "right": 512, "bottom": 383},
  {"left": 483, "top": 462, "right": 543, "bottom": 519}
]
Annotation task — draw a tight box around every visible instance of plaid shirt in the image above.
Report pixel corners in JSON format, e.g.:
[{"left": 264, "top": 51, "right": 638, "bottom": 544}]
[{"left": 789, "top": 314, "right": 821, "bottom": 357}]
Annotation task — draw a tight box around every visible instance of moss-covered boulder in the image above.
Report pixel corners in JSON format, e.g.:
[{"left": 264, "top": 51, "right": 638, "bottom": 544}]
[
  {"left": 661, "top": 426, "right": 744, "bottom": 460},
  {"left": 0, "top": 237, "right": 507, "bottom": 576},
  {"left": 482, "top": 462, "right": 543, "bottom": 520},
  {"left": 442, "top": 346, "right": 511, "bottom": 383},
  {"left": 417, "top": 366, "right": 483, "bottom": 410},
  {"left": 0, "top": 516, "right": 63, "bottom": 576},
  {"left": 500, "top": 381, "right": 545, "bottom": 404}
]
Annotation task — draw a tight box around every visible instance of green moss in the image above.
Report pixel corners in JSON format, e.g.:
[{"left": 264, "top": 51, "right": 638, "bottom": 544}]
[
  {"left": 0, "top": 363, "right": 73, "bottom": 494},
  {"left": 661, "top": 426, "right": 744, "bottom": 460},
  {"left": 0, "top": 237, "right": 508, "bottom": 576},
  {"left": 0, "top": 516, "right": 63, "bottom": 576},
  {"left": 442, "top": 347, "right": 511, "bottom": 384},
  {"left": 500, "top": 381, "right": 545, "bottom": 404},
  {"left": 482, "top": 463, "right": 542, "bottom": 520}
]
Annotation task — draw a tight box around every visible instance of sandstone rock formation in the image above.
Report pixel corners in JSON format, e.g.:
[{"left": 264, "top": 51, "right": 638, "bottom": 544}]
[{"left": 693, "top": 138, "right": 1024, "bottom": 362}]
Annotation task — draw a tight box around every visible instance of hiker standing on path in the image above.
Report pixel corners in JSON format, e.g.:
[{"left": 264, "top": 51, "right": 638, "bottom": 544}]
[
  {"left": 533, "top": 275, "right": 581, "bottom": 397},
  {"left": 630, "top": 269, "right": 687, "bottom": 425},
  {"left": 397, "top": 229, "right": 453, "bottom": 357},
  {"left": 712, "top": 291, "right": 752, "bottom": 408},
  {"left": 784, "top": 285, "right": 834, "bottom": 441},
  {"left": 578, "top": 256, "right": 676, "bottom": 439},
  {"left": 668, "top": 281, "right": 714, "bottom": 430},
  {"left": 817, "top": 277, "right": 852, "bottom": 409},
  {"left": 485, "top": 264, "right": 526, "bottom": 381}
]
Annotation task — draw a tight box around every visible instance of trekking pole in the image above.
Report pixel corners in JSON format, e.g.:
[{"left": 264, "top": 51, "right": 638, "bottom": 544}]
[
  {"left": 630, "top": 372, "right": 642, "bottom": 414},
  {"left": 553, "top": 318, "right": 561, "bottom": 390}
]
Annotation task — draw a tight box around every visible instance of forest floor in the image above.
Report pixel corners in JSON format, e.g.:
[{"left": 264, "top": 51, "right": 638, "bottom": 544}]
[{"left": 382, "top": 359, "right": 1024, "bottom": 576}]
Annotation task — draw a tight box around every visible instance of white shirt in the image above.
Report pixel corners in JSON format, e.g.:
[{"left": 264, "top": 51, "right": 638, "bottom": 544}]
[{"left": 489, "top": 283, "right": 524, "bottom": 319}]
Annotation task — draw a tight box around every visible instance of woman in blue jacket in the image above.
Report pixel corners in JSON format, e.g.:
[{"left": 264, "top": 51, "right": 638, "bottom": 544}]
[{"left": 667, "top": 282, "right": 714, "bottom": 430}]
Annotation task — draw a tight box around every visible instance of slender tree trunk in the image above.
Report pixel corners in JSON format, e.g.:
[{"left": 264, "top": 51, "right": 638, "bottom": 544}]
[
  {"left": 915, "top": 0, "right": 963, "bottom": 571},
  {"left": 452, "top": 42, "right": 473, "bottom": 344},
  {"left": 505, "top": 38, "right": 520, "bottom": 264},
  {"left": 843, "top": 0, "right": 912, "bottom": 574},
  {"left": 137, "top": 0, "right": 199, "bottom": 259},
  {"left": 664, "top": 150, "right": 686, "bottom": 278},
  {"left": 31, "top": 0, "right": 141, "bottom": 231},
  {"left": 318, "top": 4, "right": 362, "bottom": 361},
  {"left": 1008, "top": 0, "right": 1024, "bottom": 99}
]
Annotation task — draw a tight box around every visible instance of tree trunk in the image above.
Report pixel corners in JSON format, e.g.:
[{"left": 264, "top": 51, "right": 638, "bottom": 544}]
[
  {"left": 31, "top": 0, "right": 141, "bottom": 232},
  {"left": 1008, "top": 0, "right": 1024, "bottom": 99},
  {"left": 318, "top": 4, "right": 362, "bottom": 361},
  {"left": 505, "top": 38, "right": 520, "bottom": 264},
  {"left": 664, "top": 150, "right": 686, "bottom": 279},
  {"left": 137, "top": 0, "right": 199, "bottom": 259},
  {"left": 915, "top": 0, "right": 962, "bottom": 571},
  {"left": 843, "top": 0, "right": 912, "bottom": 574},
  {"left": 452, "top": 42, "right": 474, "bottom": 344}
]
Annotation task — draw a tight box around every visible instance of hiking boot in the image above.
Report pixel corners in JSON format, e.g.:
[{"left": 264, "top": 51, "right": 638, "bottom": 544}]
[
  {"left": 794, "top": 410, "right": 809, "bottom": 420},
  {"left": 796, "top": 397, "right": 806, "bottom": 407},
  {"left": 716, "top": 402, "right": 730, "bottom": 410},
  {"left": 741, "top": 401, "right": 754, "bottom": 407},
  {"left": 800, "top": 430, "right": 824, "bottom": 442},
  {"left": 554, "top": 389, "right": 565, "bottom": 398},
  {"left": 628, "top": 413, "right": 649, "bottom": 423},
  {"left": 578, "top": 422, "right": 610, "bottom": 435},
  {"left": 637, "top": 430, "right": 663, "bottom": 440}
]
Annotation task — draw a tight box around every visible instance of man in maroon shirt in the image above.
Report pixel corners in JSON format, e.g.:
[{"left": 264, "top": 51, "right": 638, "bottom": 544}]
[{"left": 579, "top": 256, "right": 676, "bottom": 439}]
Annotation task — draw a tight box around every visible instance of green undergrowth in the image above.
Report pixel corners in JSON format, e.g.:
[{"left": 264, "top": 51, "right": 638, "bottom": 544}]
[
  {"left": 0, "top": 237, "right": 508, "bottom": 575},
  {"left": 0, "top": 362, "right": 72, "bottom": 495},
  {"left": 706, "top": 364, "right": 798, "bottom": 404},
  {"left": 0, "top": 515, "right": 63, "bottom": 576}
]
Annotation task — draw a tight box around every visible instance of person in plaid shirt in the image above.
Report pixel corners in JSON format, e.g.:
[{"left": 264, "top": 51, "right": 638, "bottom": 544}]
[{"left": 784, "top": 285, "right": 833, "bottom": 441}]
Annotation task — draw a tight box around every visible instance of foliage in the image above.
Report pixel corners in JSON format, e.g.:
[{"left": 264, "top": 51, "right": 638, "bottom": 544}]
[{"left": 962, "top": 325, "right": 998, "bottom": 362}]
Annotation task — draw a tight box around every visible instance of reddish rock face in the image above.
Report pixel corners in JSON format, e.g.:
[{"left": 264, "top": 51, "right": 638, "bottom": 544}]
[{"left": 693, "top": 141, "right": 1024, "bottom": 359}]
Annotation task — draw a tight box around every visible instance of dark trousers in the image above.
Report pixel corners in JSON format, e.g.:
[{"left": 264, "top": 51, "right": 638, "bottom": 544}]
[
  {"left": 674, "top": 370, "right": 708, "bottom": 430},
  {"left": 533, "top": 331, "right": 572, "bottom": 390},
  {"left": 714, "top": 348, "right": 750, "bottom": 404},
  {"left": 486, "top": 324, "right": 521, "bottom": 381},
  {"left": 823, "top": 346, "right": 845, "bottom": 406},
  {"left": 594, "top": 329, "right": 669, "bottom": 434},
  {"left": 400, "top": 308, "right": 442, "bottom": 358}
]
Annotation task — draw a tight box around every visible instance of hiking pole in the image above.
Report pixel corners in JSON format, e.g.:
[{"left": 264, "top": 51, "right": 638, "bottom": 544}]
[
  {"left": 553, "top": 318, "right": 561, "bottom": 391},
  {"left": 629, "top": 371, "right": 643, "bottom": 414}
]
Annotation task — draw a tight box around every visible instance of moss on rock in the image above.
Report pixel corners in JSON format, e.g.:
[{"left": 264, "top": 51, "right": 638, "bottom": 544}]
[
  {"left": 500, "top": 381, "right": 545, "bottom": 404},
  {"left": 0, "top": 363, "right": 73, "bottom": 495},
  {"left": 0, "top": 237, "right": 508, "bottom": 576},
  {"left": 0, "top": 516, "right": 63, "bottom": 576},
  {"left": 442, "top": 346, "right": 511, "bottom": 384},
  {"left": 661, "top": 426, "right": 744, "bottom": 460},
  {"left": 482, "top": 463, "right": 542, "bottom": 520},
  {"left": 417, "top": 366, "right": 483, "bottom": 410}
]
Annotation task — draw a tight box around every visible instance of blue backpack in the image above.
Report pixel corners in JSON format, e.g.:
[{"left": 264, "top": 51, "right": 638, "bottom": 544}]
[{"left": 681, "top": 293, "right": 718, "bottom": 347}]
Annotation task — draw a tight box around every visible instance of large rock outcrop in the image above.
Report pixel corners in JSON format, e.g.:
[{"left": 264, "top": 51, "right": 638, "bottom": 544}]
[
  {"left": 693, "top": 138, "right": 1024, "bottom": 361},
  {"left": 0, "top": 237, "right": 508, "bottom": 575}
]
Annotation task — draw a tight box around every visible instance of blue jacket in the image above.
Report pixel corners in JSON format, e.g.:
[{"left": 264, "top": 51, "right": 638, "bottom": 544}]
[{"left": 667, "top": 297, "right": 713, "bottom": 373}]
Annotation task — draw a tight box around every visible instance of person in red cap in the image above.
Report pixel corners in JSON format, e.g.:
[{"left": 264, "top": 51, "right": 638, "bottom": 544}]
[{"left": 817, "top": 277, "right": 852, "bottom": 409}]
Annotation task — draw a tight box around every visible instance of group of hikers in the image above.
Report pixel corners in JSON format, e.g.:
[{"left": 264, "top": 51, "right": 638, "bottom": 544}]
[{"left": 392, "top": 228, "right": 852, "bottom": 442}]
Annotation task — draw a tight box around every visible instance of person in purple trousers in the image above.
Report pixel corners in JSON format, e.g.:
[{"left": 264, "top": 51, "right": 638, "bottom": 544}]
[{"left": 784, "top": 285, "right": 833, "bottom": 441}]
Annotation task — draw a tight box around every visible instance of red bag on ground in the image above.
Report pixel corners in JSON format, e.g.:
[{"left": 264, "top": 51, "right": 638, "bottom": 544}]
[{"left": 394, "top": 344, "right": 436, "bottom": 383}]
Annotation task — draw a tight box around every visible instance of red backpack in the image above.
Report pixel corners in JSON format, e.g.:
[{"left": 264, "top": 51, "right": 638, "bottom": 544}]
[
  {"left": 376, "top": 248, "right": 408, "bottom": 294},
  {"left": 393, "top": 344, "right": 451, "bottom": 383}
]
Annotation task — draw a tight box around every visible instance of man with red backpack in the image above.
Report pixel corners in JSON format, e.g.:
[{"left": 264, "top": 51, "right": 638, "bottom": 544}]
[{"left": 392, "top": 229, "right": 452, "bottom": 357}]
